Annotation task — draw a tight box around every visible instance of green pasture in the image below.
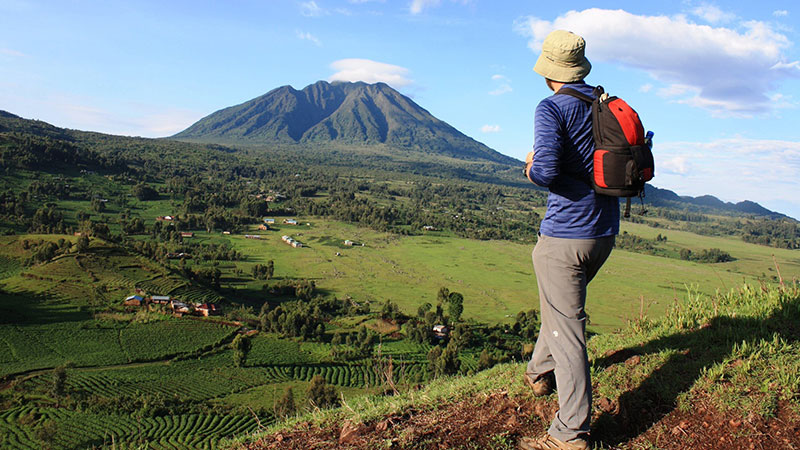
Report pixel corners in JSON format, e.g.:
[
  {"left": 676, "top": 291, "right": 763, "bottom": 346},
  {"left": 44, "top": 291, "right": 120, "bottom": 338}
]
[{"left": 187, "top": 218, "right": 797, "bottom": 332}]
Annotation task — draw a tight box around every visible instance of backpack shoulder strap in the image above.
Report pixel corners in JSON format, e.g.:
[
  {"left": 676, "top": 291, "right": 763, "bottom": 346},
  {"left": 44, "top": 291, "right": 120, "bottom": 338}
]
[{"left": 555, "top": 87, "right": 594, "bottom": 104}]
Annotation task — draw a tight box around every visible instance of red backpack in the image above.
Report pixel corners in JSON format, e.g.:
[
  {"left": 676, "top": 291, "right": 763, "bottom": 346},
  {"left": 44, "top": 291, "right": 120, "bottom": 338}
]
[{"left": 557, "top": 86, "right": 654, "bottom": 217}]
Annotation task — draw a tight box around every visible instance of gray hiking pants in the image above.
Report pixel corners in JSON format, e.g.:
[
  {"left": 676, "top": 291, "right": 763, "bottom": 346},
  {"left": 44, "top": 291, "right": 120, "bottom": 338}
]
[{"left": 526, "top": 234, "right": 615, "bottom": 442}]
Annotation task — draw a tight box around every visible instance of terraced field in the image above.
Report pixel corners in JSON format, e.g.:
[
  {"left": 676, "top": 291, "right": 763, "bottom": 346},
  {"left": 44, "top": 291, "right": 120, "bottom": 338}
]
[
  {"left": 0, "top": 405, "right": 259, "bottom": 450},
  {"left": 119, "top": 319, "right": 236, "bottom": 362}
]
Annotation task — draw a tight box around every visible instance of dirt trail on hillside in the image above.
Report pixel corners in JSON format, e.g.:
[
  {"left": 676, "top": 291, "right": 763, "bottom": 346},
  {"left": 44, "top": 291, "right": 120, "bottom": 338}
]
[{"left": 238, "top": 390, "right": 800, "bottom": 449}]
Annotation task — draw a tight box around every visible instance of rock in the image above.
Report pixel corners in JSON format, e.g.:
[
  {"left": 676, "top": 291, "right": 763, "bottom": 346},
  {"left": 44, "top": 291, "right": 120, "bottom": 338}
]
[
  {"left": 505, "top": 415, "right": 518, "bottom": 428},
  {"left": 376, "top": 419, "right": 390, "bottom": 433},
  {"left": 598, "top": 397, "right": 618, "bottom": 414},
  {"left": 625, "top": 355, "right": 641, "bottom": 367},
  {"left": 339, "top": 420, "right": 363, "bottom": 445}
]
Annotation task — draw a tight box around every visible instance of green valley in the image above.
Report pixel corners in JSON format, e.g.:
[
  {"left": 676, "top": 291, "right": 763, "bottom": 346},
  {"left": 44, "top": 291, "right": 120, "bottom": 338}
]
[{"left": 1, "top": 88, "right": 799, "bottom": 449}]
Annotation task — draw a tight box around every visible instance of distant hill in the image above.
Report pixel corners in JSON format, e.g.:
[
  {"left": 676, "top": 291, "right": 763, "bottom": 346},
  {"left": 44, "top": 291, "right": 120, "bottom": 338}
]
[
  {"left": 0, "top": 109, "right": 791, "bottom": 220},
  {"left": 172, "top": 80, "right": 519, "bottom": 165},
  {"left": 644, "top": 185, "right": 788, "bottom": 219}
]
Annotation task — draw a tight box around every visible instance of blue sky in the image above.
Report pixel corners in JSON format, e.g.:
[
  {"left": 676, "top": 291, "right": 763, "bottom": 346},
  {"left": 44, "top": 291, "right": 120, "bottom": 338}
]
[{"left": 2, "top": 1, "right": 800, "bottom": 219}]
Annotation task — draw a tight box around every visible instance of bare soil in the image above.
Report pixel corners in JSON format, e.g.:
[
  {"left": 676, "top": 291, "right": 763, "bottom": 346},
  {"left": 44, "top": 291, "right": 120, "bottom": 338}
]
[{"left": 239, "top": 390, "right": 800, "bottom": 450}]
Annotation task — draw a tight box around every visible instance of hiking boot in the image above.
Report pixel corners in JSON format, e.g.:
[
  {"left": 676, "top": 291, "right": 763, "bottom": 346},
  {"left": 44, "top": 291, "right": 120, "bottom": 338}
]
[
  {"left": 523, "top": 371, "right": 555, "bottom": 397},
  {"left": 518, "top": 433, "right": 589, "bottom": 450}
]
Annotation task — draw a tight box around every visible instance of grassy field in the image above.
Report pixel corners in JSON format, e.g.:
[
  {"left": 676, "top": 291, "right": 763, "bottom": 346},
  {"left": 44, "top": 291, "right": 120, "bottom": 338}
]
[
  {"left": 189, "top": 218, "right": 799, "bottom": 332},
  {"left": 0, "top": 217, "right": 797, "bottom": 449},
  {"left": 228, "top": 282, "right": 800, "bottom": 449}
]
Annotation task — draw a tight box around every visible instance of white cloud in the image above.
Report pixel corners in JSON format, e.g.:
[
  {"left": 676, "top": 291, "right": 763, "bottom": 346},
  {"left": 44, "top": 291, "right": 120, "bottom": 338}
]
[
  {"left": 489, "top": 74, "right": 512, "bottom": 95},
  {"left": 655, "top": 138, "right": 800, "bottom": 217},
  {"left": 296, "top": 30, "right": 322, "bottom": 46},
  {"left": 409, "top": 0, "right": 470, "bottom": 14},
  {"left": 514, "top": 8, "right": 800, "bottom": 115},
  {"left": 659, "top": 155, "right": 689, "bottom": 174},
  {"left": 329, "top": 58, "right": 413, "bottom": 88},
  {"left": 691, "top": 4, "right": 735, "bottom": 24},
  {"left": 639, "top": 83, "right": 653, "bottom": 93},
  {"left": 300, "top": 1, "right": 325, "bottom": 17},
  {"left": 489, "top": 84, "right": 512, "bottom": 96},
  {"left": 481, "top": 124, "right": 501, "bottom": 133},
  {"left": 410, "top": 0, "right": 439, "bottom": 14},
  {"left": 773, "top": 10, "right": 789, "bottom": 17},
  {"left": 0, "top": 48, "right": 25, "bottom": 57}
]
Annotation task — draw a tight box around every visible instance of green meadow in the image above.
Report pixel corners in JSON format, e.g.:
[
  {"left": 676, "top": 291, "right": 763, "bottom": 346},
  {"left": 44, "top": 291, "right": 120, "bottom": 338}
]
[{"left": 189, "top": 218, "right": 797, "bottom": 332}]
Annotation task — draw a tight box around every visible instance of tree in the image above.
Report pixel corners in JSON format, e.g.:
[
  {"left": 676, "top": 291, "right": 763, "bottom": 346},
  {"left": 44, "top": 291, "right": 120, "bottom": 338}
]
[
  {"left": 427, "top": 345, "right": 442, "bottom": 376},
  {"left": 478, "top": 348, "right": 498, "bottom": 371},
  {"left": 51, "top": 366, "right": 67, "bottom": 405},
  {"left": 437, "top": 287, "right": 450, "bottom": 304},
  {"left": 274, "top": 387, "right": 296, "bottom": 418},
  {"left": 266, "top": 260, "right": 274, "bottom": 279},
  {"left": 447, "top": 292, "right": 464, "bottom": 322},
  {"left": 307, "top": 375, "right": 339, "bottom": 409},
  {"left": 231, "top": 334, "right": 251, "bottom": 367},
  {"left": 90, "top": 198, "right": 106, "bottom": 213},
  {"left": 132, "top": 182, "right": 159, "bottom": 201},
  {"left": 76, "top": 234, "right": 90, "bottom": 253},
  {"left": 417, "top": 302, "right": 432, "bottom": 318}
]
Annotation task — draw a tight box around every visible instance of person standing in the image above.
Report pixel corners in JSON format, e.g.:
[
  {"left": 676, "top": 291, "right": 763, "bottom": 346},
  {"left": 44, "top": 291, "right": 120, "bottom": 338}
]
[{"left": 519, "top": 30, "right": 619, "bottom": 450}]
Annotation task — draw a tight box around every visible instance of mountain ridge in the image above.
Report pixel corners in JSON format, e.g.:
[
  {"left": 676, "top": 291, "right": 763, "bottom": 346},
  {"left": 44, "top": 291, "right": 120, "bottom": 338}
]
[
  {"left": 0, "top": 109, "right": 792, "bottom": 220},
  {"left": 172, "top": 80, "right": 519, "bottom": 165}
]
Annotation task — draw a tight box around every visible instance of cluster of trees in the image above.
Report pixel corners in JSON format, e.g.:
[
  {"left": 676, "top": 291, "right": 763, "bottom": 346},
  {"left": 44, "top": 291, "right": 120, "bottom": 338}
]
[
  {"left": 614, "top": 231, "right": 669, "bottom": 258},
  {"left": 274, "top": 375, "right": 339, "bottom": 416},
  {"left": 330, "top": 325, "right": 377, "bottom": 360},
  {"left": 265, "top": 279, "right": 316, "bottom": 300},
  {"left": 231, "top": 334, "right": 251, "bottom": 367},
  {"left": 127, "top": 239, "right": 242, "bottom": 263},
  {"left": 251, "top": 261, "right": 274, "bottom": 280},
  {"left": 21, "top": 238, "right": 72, "bottom": 265},
  {"left": 258, "top": 290, "right": 336, "bottom": 340},
  {"left": 679, "top": 247, "right": 734, "bottom": 263}
]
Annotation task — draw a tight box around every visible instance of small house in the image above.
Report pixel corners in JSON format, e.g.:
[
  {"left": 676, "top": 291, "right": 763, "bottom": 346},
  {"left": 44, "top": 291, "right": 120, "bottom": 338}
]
[
  {"left": 245, "top": 235, "right": 262, "bottom": 240},
  {"left": 195, "top": 303, "right": 220, "bottom": 317},
  {"left": 171, "top": 301, "right": 191, "bottom": 313},
  {"left": 180, "top": 232, "right": 194, "bottom": 238},
  {"left": 284, "top": 219, "right": 298, "bottom": 225},
  {"left": 151, "top": 295, "right": 171, "bottom": 304},
  {"left": 263, "top": 218, "right": 275, "bottom": 224},
  {"left": 433, "top": 324, "right": 449, "bottom": 338},
  {"left": 258, "top": 224, "right": 269, "bottom": 231},
  {"left": 423, "top": 226, "right": 437, "bottom": 231},
  {"left": 124, "top": 295, "right": 145, "bottom": 307},
  {"left": 222, "top": 231, "right": 231, "bottom": 235},
  {"left": 156, "top": 215, "right": 174, "bottom": 221}
]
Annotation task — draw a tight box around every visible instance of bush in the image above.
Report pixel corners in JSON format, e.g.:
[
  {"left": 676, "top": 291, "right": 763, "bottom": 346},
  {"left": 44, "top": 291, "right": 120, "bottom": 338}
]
[{"left": 307, "top": 375, "right": 339, "bottom": 409}]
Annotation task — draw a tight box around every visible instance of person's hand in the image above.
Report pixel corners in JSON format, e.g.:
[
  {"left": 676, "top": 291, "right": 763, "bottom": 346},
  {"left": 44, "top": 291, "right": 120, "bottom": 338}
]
[{"left": 524, "top": 151, "right": 534, "bottom": 182}]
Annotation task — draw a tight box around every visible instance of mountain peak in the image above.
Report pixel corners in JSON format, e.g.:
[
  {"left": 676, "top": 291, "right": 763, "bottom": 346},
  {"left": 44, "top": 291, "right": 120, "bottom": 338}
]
[{"left": 172, "top": 80, "right": 518, "bottom": 165}]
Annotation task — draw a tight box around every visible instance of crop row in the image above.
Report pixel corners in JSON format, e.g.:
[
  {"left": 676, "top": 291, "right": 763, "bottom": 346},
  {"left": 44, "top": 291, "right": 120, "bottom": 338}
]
[
  {"left": 0, "top": 406, "right": 259, "bottom": 450},
  {"left": 170, "top": 286, "right": 223, "bottom": 304},
  {"left": 247, "top": 336, "right": 315, "bottom": 366},
  {"left": 24, "top": 360, "right": 280, "bottom": 402},
  {"left": 0, "top": 255, "right": 21, "bottom": 280},
  {"left": 119, "top": 319, "right": 235, "bottom": 362}
]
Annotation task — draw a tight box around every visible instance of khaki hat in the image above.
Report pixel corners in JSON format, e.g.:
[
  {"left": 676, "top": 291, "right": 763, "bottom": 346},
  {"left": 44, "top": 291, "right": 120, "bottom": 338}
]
[{"left": 533, "top": 30, "right": 591, "bottom": 83}]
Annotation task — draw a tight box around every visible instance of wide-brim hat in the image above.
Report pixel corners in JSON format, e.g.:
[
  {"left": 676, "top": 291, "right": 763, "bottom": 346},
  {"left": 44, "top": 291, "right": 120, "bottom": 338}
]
[{"left": 533, "top": 30, "right": 591, "bottom": 83}]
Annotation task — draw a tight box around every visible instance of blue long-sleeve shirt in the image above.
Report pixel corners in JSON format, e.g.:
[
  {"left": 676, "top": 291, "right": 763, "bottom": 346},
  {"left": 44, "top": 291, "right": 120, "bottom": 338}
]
[{"left": 527, "top": 82, "right": 619, "bottom": 239}]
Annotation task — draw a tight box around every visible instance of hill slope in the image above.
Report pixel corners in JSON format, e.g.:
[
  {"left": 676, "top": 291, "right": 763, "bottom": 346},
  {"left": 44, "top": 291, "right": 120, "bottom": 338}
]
[
  {"left": 172, "top": 80, "right": 519, "bottom": 165},
  {"left": 229, "top": 283, "right": 800, "bottom": 449}
]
